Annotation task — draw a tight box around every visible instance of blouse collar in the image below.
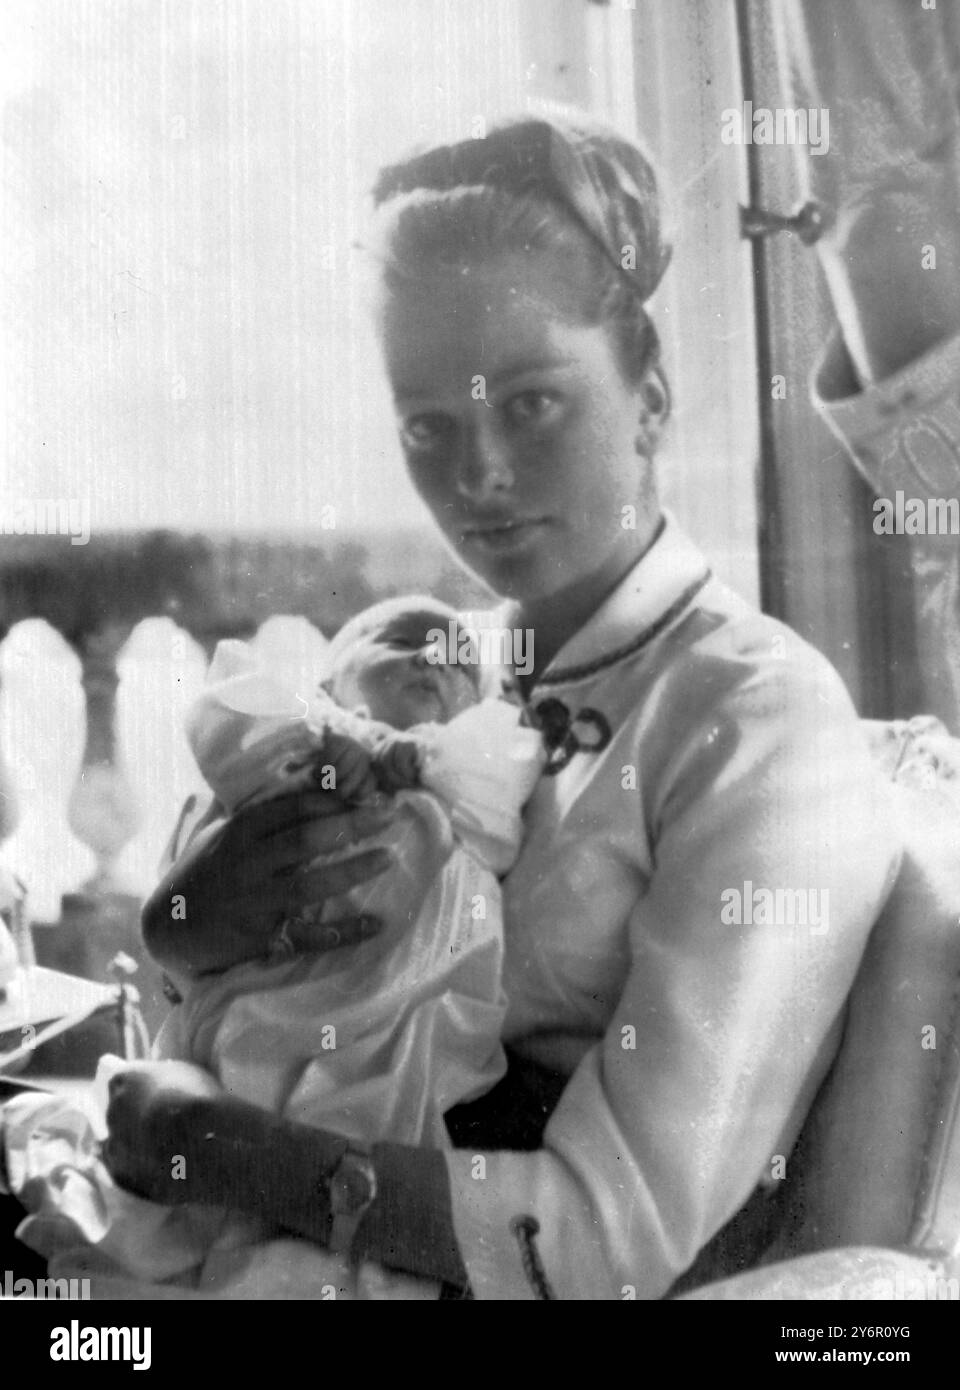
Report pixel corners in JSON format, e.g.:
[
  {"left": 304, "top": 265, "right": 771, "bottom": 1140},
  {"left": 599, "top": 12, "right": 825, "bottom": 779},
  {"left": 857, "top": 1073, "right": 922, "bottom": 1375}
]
[{"left": 499, "top": 512, "right": 713, "bottom": 690}]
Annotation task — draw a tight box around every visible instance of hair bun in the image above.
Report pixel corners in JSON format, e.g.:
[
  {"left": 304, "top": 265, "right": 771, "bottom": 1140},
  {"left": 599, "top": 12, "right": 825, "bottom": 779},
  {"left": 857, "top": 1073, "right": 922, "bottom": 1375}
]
[
  {"left": 374, "top": 107, "right": 672, "bottom": 304},
  {"left": 533, "top": 110, "right": 672, "bottom": 303}
]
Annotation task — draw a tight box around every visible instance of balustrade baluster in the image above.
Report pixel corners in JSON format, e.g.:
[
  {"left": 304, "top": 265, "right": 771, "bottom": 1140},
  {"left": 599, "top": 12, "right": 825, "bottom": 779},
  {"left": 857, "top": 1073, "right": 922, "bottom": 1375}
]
[
  {"left": 49, "top": 623, "right": 153, "bottom": 1013},
  {"left": 0, "top": 653, "right": 21, "bottom": 850},
  {"left": 0, "top": 632, "right": 29, "bottom": 968},
  {"left": 66, "top": 624, "right": 141, "bottom": 894}
]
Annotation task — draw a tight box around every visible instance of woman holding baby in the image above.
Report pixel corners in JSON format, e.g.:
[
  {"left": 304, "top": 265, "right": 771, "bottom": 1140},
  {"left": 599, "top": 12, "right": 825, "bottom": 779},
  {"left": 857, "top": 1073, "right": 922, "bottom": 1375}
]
[{"left": 104, "top": 112, "right": 902, "bottom": 1300}]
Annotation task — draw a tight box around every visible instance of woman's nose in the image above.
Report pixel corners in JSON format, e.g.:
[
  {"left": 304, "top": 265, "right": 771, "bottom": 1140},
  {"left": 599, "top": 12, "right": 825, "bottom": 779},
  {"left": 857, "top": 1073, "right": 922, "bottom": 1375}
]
[{"left": 455, "top": 415, "right": 515, "bottom": 500}]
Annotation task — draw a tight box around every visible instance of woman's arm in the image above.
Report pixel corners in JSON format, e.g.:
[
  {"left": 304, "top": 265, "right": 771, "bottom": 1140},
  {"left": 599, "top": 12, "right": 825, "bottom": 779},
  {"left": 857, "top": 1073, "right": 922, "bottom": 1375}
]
[
  {"left": 142, "top": 790, "right": 395, "bottom": 983},
  {"left": 115, "top": 632, "right": 901, "bottom": 1297},
  {"left": 104, "top": 1069, "right": 470, "bottom": 1290}
]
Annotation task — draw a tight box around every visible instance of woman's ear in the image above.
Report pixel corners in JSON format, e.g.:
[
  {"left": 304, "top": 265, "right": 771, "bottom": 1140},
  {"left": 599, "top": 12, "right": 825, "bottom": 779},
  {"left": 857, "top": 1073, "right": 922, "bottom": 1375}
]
[{"left": 634, "top": 363, "right": 670, "bottom": 457}]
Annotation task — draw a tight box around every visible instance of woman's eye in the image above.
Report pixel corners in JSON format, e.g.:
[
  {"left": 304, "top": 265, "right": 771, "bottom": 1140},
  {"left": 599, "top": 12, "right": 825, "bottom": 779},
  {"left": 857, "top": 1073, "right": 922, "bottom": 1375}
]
[
  {"left": 399, "top": 413, "right": 452, "bottom": 450},
  {"left": 504, "top": 390, "right": 561, "bottom": 427}
]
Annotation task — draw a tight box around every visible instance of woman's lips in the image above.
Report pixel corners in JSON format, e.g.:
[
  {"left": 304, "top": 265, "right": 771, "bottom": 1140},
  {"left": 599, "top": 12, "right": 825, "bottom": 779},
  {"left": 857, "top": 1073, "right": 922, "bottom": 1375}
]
[{"left": 461, "top": 518, "right": 549, "bottom": 554}]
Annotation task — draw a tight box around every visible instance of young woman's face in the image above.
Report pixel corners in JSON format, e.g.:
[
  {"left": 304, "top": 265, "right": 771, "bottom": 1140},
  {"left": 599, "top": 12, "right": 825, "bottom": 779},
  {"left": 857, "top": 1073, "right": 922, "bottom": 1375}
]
[{"left": 377, "top": 252, "right": 661, "bottom": 607}]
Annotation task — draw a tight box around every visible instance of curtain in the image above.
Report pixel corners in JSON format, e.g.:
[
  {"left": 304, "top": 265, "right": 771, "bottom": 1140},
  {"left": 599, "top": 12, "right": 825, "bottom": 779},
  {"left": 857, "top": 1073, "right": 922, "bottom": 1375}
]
[{"left": 774, "top": 0, "right": 960, "bottom": 732}]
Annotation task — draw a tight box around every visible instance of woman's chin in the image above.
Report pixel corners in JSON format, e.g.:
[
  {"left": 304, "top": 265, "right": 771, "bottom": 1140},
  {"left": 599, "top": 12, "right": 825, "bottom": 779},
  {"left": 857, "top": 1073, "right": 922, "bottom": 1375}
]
[{"left": 457, "top": 531, "right": 556, "bottom": 599}]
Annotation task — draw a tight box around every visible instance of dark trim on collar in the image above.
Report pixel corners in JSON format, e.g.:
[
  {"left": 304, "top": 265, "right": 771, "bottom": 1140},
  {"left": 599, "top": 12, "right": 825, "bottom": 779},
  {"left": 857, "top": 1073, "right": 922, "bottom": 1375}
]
[{"left": 536, "top": 570, "right": 713, "bottom": 688}]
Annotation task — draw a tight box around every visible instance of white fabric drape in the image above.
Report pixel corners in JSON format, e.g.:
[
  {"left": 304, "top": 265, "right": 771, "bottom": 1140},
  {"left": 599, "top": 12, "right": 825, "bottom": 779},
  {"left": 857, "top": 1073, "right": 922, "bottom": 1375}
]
[{"left": 775, "top": 0, "right": 960, "bottom": 731}]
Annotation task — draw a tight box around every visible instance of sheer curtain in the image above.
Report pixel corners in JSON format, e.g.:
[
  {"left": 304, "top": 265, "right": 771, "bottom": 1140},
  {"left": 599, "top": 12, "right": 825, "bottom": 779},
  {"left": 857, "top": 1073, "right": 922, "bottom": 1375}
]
[
  {"left": 773, "top": 0, "right": 960, "bottom": 732},
  {"left": 630, "top": 0, "right": 761, "bottom": 607}
]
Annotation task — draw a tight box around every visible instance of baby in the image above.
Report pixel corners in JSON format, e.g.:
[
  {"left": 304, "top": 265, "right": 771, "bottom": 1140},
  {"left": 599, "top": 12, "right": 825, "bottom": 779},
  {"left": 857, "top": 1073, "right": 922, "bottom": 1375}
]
[
  {"left": 1, "top": 595, "right": 544, "bottom": 1297},
  {"left": 156, "top": 594, "right": 545, "bottom": 1148}
]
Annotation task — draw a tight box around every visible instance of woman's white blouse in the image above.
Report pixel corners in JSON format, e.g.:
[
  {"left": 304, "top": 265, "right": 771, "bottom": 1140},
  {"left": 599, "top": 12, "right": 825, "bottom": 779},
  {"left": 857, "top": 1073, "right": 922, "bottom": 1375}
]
[{"left": 445, "top": 514, "right": 902, "bottom": 1300}]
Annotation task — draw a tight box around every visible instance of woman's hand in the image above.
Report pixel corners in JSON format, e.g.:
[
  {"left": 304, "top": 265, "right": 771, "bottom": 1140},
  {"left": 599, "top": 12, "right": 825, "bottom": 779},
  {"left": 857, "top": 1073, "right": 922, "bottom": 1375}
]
[
  {"left": 102, "top": 1070, "right": 211, "bottom": 1206},
  {"left": 103, "top": 1070, "right": 469, "bottom": 1291},
  {"left": 142, "top": 790, "right": 395, "bottom": 980},
  {"left": 104, "top": 1071, "right": 345, "bottom": 1243}
]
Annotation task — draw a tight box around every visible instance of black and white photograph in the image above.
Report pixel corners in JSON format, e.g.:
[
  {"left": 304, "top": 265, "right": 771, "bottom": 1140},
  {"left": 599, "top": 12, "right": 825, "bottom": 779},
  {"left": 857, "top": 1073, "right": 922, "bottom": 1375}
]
[{"left": 0, "top": 0, "right": 958, "bottom": 1347}]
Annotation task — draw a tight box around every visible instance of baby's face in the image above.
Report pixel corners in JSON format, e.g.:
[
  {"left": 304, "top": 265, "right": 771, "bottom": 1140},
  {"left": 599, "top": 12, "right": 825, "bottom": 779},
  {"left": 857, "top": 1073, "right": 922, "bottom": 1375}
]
[{"left": 330, "top": 606, "right": 481, "bottom": 730}]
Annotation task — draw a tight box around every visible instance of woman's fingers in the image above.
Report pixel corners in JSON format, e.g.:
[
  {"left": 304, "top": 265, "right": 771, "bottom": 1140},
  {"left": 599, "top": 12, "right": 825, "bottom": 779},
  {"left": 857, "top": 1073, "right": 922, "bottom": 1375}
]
[
  {"left": 253, "top": 792, "right": 392, "bottom": 842},
  {"left": 283, "top": 914, "right": 383, "bottom": 953},
  {"left": 107, "top": 1068, "right": 163, "bottom": 1113},
  {"left": 294, "top": 846, "right": 393, "bottom": 900},
  {"left": 216, "top": 795, "right": 393, "bottom": 877},
  {"left": 106, "top": 1072, "right": 197, "bottom": 1136},
  {"left": 159, "top": 794, "right": 397, "bottom": 968},
  {"left": 103, "top": 1074, "right": 203, "bottom": 1200},
  {"left": 186, "top": 842, "right": 391, "bottom": 932},
  {"left": 259, "top": 811, "right": 394, "bottom": 872}
]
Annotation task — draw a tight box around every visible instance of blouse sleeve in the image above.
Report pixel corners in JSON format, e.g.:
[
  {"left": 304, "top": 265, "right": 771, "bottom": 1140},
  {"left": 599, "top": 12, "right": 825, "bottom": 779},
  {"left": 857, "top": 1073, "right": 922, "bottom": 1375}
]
[{"left": 441, "top": 638, "right": 903, "bottom": 1299}]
